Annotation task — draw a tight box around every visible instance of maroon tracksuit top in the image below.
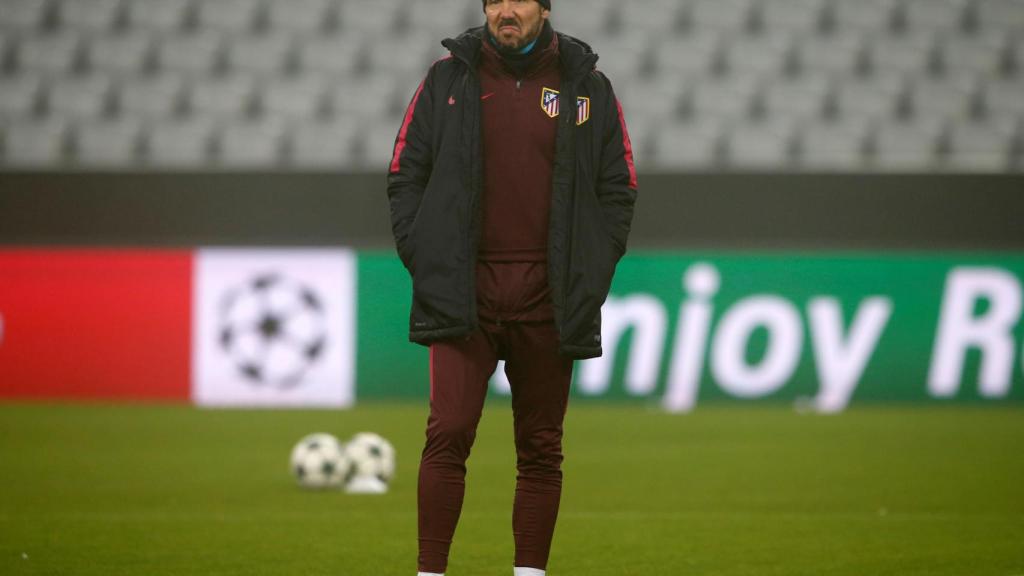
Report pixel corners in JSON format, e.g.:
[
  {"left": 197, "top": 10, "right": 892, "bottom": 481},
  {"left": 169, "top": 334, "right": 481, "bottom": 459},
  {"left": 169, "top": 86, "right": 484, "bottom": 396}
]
[{"left": 478, "top": 33, "right": 561, "bottom": 264}]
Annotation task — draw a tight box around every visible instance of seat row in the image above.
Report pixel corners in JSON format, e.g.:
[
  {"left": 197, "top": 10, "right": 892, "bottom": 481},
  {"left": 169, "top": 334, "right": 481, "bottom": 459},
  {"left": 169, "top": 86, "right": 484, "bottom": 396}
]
[
  {"left": 4, "top": 70, "right": 1021, "bottom": 129},
  {"left": 2, "top": 115, "right": 1020, "bottom": 172},
  {"left": 638, "top": 116, "right": 1022, "bottom": 172},
  {"left": 3, "top": 0, "right": 1023, "bottom": 37}
]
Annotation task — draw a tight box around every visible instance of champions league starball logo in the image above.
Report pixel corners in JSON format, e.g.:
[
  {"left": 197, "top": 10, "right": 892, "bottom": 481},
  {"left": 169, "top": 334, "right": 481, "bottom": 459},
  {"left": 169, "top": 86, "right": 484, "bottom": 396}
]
[{"left": 217, "top": 273, "right": 328, "bottom": 390}]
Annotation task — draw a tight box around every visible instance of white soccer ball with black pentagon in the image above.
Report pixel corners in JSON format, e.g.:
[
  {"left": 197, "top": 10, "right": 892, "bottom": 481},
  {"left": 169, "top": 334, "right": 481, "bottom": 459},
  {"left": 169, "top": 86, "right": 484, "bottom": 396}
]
[
  {"left": 219, "top": 273, "right": 328, "bottom": 390},
  {"left": 290, "top": 433, "right": 352, "bottom": 490},
  {"left": 344, "top": 432, "right": 396, "bottom": 494}
]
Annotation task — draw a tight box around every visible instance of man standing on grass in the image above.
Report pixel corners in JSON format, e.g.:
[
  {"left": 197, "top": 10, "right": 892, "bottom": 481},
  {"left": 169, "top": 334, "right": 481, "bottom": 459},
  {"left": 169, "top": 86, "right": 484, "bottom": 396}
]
[{"left": 387, "top": 0, "right": 637, "bottom": 574}]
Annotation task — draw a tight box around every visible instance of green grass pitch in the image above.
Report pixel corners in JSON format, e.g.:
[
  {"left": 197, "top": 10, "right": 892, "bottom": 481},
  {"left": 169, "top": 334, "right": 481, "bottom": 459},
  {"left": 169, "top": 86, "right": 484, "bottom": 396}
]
[{"left": 1, "top": 402, "right": 1023, "bottom": 575}]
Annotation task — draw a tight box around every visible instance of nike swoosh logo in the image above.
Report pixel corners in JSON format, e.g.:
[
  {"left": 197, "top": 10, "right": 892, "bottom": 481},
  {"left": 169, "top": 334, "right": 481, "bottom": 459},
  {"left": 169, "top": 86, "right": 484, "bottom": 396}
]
[{"left": 481, "top": 92, "right": 496, "bottom": 100}]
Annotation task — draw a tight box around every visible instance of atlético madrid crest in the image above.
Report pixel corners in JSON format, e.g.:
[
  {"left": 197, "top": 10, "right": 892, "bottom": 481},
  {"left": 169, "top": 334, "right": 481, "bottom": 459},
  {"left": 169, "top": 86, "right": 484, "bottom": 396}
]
[{"left": 540, "top": 87, "right": 591, "bottom": 125}]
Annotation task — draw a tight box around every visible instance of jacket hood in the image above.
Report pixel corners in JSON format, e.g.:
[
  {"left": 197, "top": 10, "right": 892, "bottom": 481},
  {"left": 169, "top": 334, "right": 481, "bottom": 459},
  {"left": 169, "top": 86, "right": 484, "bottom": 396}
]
[{"left": 442, "top": 26, "right": 598, "bottom": 81}]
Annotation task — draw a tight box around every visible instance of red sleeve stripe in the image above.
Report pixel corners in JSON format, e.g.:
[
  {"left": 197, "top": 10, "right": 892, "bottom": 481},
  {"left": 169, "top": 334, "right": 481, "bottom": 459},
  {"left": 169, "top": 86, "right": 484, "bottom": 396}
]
[
  {"left": 390, "top": 78, "right": 426, "bottom": 174},
  {"left": 616, "top": 98, "right": 638, "bottom": 190}
]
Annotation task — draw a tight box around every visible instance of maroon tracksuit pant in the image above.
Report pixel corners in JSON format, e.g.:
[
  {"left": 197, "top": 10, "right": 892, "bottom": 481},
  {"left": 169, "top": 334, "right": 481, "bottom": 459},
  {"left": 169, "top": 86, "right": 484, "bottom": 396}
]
[{"left": 418, "top": 261, "right": 574, "bottom": 573}]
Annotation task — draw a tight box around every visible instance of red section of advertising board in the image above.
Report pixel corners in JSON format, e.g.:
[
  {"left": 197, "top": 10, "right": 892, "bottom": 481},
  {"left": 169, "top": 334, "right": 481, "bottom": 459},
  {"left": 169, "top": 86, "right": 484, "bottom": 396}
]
[{"left": 0, "top": 250, "right": 193, "bottom": 401}]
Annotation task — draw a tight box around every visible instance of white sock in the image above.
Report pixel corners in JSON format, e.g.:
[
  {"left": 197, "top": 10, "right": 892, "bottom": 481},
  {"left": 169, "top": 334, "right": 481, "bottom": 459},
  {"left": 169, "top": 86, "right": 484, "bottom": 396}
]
[
  {"left": 514, "top": 568, "right": 545, "bottom": 576},
  {"left": 417, "top": 573, "right": 444, "bottom": 576}
]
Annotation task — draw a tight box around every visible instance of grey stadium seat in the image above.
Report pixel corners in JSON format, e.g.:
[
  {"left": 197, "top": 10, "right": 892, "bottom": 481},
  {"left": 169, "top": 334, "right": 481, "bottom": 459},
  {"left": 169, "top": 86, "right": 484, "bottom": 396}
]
[
  {"left": 756, "top": 0, "right": 826, "bottom": 33},
  {"left": 73, "top": 117, "right": 142, "bottom": 167},
  {"left": 829, "top": 0, "right": 897, "bottom": 33},
  {"left": 870, "top": 118, "right": 944, "bottom": 171},
  {"left": 0, "top": 0, "right": 51, "bottom": 32},
  {"left": 1012, "top": 37, "right": 1024, "bottom": 75},
  {"left": 982, "top": 78, "right": 1024, "bottom": 122},
  {"left": 337, "top": 0, "right": 403, "bottom": 35},
  {"left": 945, "top": 119, "right": 1015, "bottom": 172},
  {"left": 0, "top": 31, "right": 9, "bottom": 69},
  {"left": 332, "top": 75, "right": 399, "bottom": 121},
  {"left": 360, "top": 123, "right": 403, "bottom": 169},
  {"left": 617, "top": 77, "right": 686, "bottom": 125},
  {"left": 690, "top": 75, "right": 759, "bottom": 122},
  {"left": 907, "top": 74, "right": 979, "bottom": 121},
  {"left": 650, "top": 118, "right": 725, "bottom": 170},
  {"left": 0, "top": 73, "right": 42, "bottom": 119},
  {"left": 46, "top": 74, "right": 112, "bottom": 119},
  {"left": 407, "top": 0, "right": 475, "bottom": 37},
  {"left": 833, "top": 73, "right": 905, "bottom": 122},
  {"left": 901, "top": 0, "right": 970, "bottom": 33},
  {"left": 116, "top": 75, "right": 184, "bottom": 119},
  {"left": 723, "top": 32, "right": 793, "bottom": 76},
  {"left": 57, "top": 0, "right": 124, "bottom": 33},
  {"left": 589, "top": 31, "right": 652, "bottom": 84},
  {"left": 156, "top": 32, "right": 224, "bottom": 75},
  {"left": 794, "top": 31, "right": 863, "bottom": 75},
  {"left": 226, "top": 33, "right": 294, "bottom": 76},
  {"left": 689, "top": 0, "right": 754, "bottom": 32},
  {"left": 2, "top": 118, "right": 67, "bottom": 167},
  {"left": 554, "top": 0, "right": 614, "bottom": 38},
  {"left": 866, "top": 32, "right": 937, "bottom": 76},
  {"left": 725, "top": 119, "right": 797, "bottom": 169},
  {"left": 15, "top": 32, "right": 82, "bottom": 75},
  {"left": 615, "top": 0, "right": 684, "bottom": 36},
  {"left": 289, "top": 118, "right": 358, "bottom": 168},
  {"left": 622, "top": 115, "right": 656, "bottom": 162},
  {"left": 266, "top": 0, "right": 333, "bottom": 34},
  {"left": 652, "top": 31, "right": 722, "bottom": 77},
  {"left": 797, "top": 120, "right": 869, "bottom": 170},
  {"left": 939, "top": 32, "right": 1009, "bottom": 77},
  {"left": 760, "top": 76, "right": 830, "bottom": 122},
  {"left": 298, "top": 36, "right": 362, "bottom": 78},
  {"left": 196, "top": 0, "right": 265, "bottom": 34},
  {"left": 145, "top": 118, "right": 215, "bottom": 168},
  {"left": 86, "top": 32, "right": 153, "bottom": 75},
  {"left": 218, "top": 119, "right": 286, "bottom": 168},
  {"left": 127, "top": 0, "right": 194, "bottom": 32},
  {"left": 260, "top": 75, "right": 328, "bottom": 120},
  {"left": 974, "top": 0, "right": 1024, "bottom": 35},
  {"left": 187, "top": 74, "right": 256, "bottom": 119},
  {"left": 365, "top": 33, "right": 443, "bottom": 79}
]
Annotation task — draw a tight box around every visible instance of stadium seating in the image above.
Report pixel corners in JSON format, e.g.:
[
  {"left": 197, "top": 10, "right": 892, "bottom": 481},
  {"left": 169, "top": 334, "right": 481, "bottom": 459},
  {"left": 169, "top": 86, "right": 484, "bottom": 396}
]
[
  {"left": 86, "top": 32, "right": 154, "bottom": 75},
  {"left": 0, "top": 0, "right": 1021, "bottom": 171},
  {"left": 0, "top": 73, "right": 41, "bottom": 118},
  {"left": 73, "top": 117, "right": 142, "bottom": 168},
  {"left": 16, "top": 31, "right": 81, "bottom": 74},
  {"left": 871, "top": 117, "right": 946, "bottom": 171},
  {"left": 289, "top": 117, "right": 359, "bottom": 168},
  {"left": 3, "top": 117, "right": 67, "bottom": 166},
  {"left": 145, "top": 117, "right": 215, "bottom": 168},
  {"left": 945, "top": 118, "right": 1016, "bottom": 171},
  {"left": 0, "top": 0, "right": 50, "bottom": 33},
  {"left": 56, "top": 0, "right": 124, "bottom": 33},
  {"left": 116, "top": 75, "right": 185, "bottom": 119},
  {"left": 797, "top": 119, "right": 870, "bottom": 170},
  {"left": 46, "top": 74, "right": 112, "bottom": 119},
  {"left": 651, "top": 117, "right": 726, "bottom": 169},
  {"left": 219, "top": 118, "right": 287, "bottom": 167},
  {"left": 126, "top": 0, "right": 194, "bottom": 33}
]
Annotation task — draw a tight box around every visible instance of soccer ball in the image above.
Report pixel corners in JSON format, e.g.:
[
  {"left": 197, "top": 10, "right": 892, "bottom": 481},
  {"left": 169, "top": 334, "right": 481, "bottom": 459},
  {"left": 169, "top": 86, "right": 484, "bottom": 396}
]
[
  {"left": 219, "top": 273, "right": 328, "bottom": 390},
  {"left": 290, "top": 433, "right": 352, "bottom": 489},
  {"left": 344, "top": 432, "right": 396, "bottom": 493}
]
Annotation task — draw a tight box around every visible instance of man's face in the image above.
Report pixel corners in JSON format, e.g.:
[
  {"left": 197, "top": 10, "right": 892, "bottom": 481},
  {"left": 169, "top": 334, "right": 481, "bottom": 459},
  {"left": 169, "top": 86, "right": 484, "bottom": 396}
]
[{"left": 484, "top": 0, "right": 550, "bottom": 52}]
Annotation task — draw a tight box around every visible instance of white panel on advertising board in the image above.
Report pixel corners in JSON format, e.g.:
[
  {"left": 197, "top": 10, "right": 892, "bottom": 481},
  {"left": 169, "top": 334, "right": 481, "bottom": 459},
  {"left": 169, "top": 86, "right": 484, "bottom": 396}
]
[{"left": 193, "top": 249, "right": 356, "bottom": 408}]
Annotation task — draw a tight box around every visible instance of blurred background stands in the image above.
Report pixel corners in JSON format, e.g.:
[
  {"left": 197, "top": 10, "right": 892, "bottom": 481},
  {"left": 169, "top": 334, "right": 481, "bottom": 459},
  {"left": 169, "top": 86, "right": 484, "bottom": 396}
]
[{"left": 0, "top": 0, "right": 1021, "bottom": 171}]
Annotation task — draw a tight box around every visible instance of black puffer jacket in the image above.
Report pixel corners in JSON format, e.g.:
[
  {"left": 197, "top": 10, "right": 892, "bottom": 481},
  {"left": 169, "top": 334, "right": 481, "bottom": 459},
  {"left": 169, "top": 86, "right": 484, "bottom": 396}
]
[{"left": 386, "top": 26, "right": 638, "bottom": 359}]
